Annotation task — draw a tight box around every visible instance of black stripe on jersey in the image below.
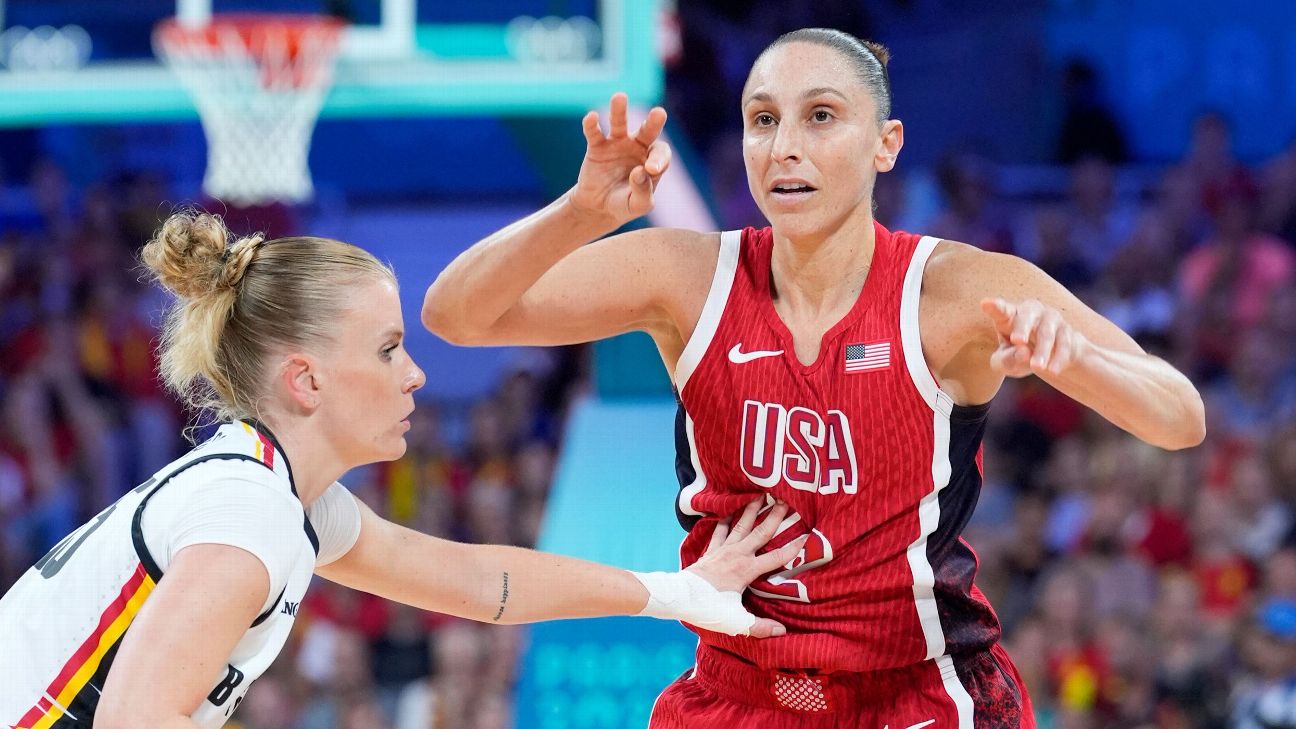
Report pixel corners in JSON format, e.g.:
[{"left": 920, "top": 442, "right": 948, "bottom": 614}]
[
  {"left": 928, "top": 401, "right": 1002, "bottom": 654},
  {"left": 130, "top": 454, "right": 288, "bottom": 629},
  {"left": 47, "top": 710, "right": 85, "bottom": 728},
  {"left": 672, "top": 394, "right": 702, "bottom": 532},
  {"left": 131, "top": 454, "right": 265, "bottom": 581},
  {"left": 301, "top": 512, "right": 320, "bottom": 557},
  {"left": 48, "top": 636, "right": 123, "bottom": 728}
]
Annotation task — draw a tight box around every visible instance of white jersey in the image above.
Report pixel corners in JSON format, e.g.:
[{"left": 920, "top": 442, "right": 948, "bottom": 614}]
[{"left": 0, "top": 421, "right": 362, "bottom": 729}]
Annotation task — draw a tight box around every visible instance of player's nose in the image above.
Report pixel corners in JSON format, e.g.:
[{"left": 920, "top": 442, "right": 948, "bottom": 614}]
[
  {"left": 769, "top": 122, "right": 803, "bottom": 163},
  {"left": 403, "top": 360, "right": 426, "bottom": 393}
]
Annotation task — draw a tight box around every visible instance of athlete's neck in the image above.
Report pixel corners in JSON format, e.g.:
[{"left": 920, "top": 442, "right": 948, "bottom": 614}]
[
  {"left": 254, "top": 415, "right": 348, "bottom": 507},
  {"left": 769, "top": 211, "right": 877, "bottom": 320}
]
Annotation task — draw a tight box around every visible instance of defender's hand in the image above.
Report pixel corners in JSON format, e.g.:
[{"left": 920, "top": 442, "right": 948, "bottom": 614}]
[
  {"left": 684, "top": 499, "right": 808, "bottom": 638},
  {"left": 568, "top": 92, "right": 672, "bottom": 229}
]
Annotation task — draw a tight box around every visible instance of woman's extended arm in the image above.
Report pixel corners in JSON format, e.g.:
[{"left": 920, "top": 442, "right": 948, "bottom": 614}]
[
  {"left": 421, "top": 94, "right": 712, "bottom": 354},
  {"left": 925, "top": 242, "right": 1205, "bottom": 450},
  {"left": 317, "top": 498, "right": 805, "bottom": 637}
]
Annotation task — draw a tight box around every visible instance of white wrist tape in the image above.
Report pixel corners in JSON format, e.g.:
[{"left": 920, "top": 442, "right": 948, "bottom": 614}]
[{"left": 631, "top": 570, "right": 756, "bottom": 637}]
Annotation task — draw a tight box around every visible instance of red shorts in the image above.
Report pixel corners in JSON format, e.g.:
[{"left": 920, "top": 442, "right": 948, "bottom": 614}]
[{"left": 649, "top": 643, "right": 1034, "bottom": 728}]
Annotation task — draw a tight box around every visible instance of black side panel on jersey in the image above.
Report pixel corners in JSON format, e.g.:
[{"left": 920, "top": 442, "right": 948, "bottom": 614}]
[
  {"left": 300, "top": 508, "right": 320, "bottom": 556},
  {"left": 130, "top": 454, "right": 287, "bottom": 628},
  {"left": 673, "top": 395, "right": 701, "bottom": 532},
  {"left": 928, "top": 402, "right": 1002, "bottom": 654},
  {"left": 49, "top": 640, "right": 123, "bottom": 728}
]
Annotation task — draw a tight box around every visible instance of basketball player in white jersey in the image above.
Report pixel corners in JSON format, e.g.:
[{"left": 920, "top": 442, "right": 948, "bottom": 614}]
[{"left": 0, "top": 211, "right": 807, "bottom": 729}]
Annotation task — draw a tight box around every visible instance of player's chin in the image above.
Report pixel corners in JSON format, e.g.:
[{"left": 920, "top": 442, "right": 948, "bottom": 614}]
[
  {"left": 376, "top": 431, "right": 409, "bottom": 461},
  {"left": 389, "top": 436, "right": 409, "bottom": 460},
  {"left": 766, "top": 209, "right": 828, "bottom": 238}
]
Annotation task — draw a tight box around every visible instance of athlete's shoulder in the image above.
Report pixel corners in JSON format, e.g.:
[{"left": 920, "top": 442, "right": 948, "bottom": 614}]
[
  {"left": 925, "top": 235, "right": 978, "bottom": 272},
  {"left": 156, "top": 423, "right": 297, "bottom": 502},
  {"left": 923, "top": 238, "right": 1044, "bottom": 298},
  {"left": 916, "top": 238, "right": 1023, "bottom": 352},
  {"left": 170, "top": 456, "right": 287, "bottom": 492},
  {"left": 917, "top": 239, "right": 992, "bottom": 299},
  {"left": 606, "top": 227, "right": 719, "bottom": 286},
  {"left": 618, "top": 226, "right": 717, "bottom": 251}
]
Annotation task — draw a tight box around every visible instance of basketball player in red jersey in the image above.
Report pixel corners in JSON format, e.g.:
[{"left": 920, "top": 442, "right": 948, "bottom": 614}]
[{"left": 423, "top": 28, "right": 1205, "bottom": 728}]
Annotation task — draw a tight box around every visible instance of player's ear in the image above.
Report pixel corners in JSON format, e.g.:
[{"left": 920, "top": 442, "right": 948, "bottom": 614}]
[
  {"left": 280, "top": 353, "right": 322, "bottom": 412},
  {"left": 875, "top": 119, "right": 903, "bottom": 173}
]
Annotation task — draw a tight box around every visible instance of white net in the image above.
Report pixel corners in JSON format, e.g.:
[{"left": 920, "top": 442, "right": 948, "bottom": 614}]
[{"left": 154, "top": 16, "right": 343, "bottom": 206}]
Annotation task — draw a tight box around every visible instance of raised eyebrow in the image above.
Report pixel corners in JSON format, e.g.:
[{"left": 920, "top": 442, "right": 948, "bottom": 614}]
[{"left": 743, "top": 91, "right": 772, "bottom": 107}]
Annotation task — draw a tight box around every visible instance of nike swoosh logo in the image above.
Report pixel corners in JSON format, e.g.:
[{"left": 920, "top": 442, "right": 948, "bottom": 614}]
[{"left": 728, "top": 344, "right": 784, "bottom": 364}]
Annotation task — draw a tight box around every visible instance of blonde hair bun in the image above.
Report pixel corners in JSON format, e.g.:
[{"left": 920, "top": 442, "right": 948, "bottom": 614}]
[{"left": 142, "top": 211, "right": 263, "bottom": 300}]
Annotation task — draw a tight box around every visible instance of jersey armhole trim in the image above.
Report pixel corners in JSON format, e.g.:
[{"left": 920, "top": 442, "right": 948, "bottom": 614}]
[
  {"left": 899, "top": 235, "right": 953, "bottom": 416},
  {"left": 673, "top": 230, "right": 741, "bottom": 395},
  {"left": 131, "top": 453, "right": 286, "bottom": 628}
]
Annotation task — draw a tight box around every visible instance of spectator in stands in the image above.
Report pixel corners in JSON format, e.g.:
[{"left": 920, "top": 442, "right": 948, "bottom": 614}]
[
  {"left": 1180, "top": 170, "right": 1295, "bottom": 329},
  {"left": 1232, "top": 598, "right": 1296, "bottom": 729},
  {"left": 929, "top": 150, "right": 1016, "bottom": 253},
  {"left": 1260, "top": 136, "right": 1296, "bottom": 244},
  {"left": 1203, "top": 330, "right": 1296, "bottom": 444},
  {"left": 1097, "top": 210, "right": 1179, "bottom": 347},
  {"left": 1065, "top": 156, "right": 1138, "bottom": 274},
  {"left": 1055, "top": 59, "right": 1128, "bottom": 165}
]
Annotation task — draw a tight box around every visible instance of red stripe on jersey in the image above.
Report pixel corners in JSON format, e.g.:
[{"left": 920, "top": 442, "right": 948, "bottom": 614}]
[
  {"left": 15, "top": 695, "right": 55, "bottom": 729},
  {"left": 16, "top": 563, "right": 150, "bottom": 728},
  {"left": 258, "top": 432, "right": 275, "bottom": 469}
]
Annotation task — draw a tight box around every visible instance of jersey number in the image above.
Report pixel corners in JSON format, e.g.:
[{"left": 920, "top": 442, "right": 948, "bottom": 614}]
[
  {"left": 748, "top": 504, "right": 834, "bottom": 603},
  {"left": 34, "top": 502, "right": 118, "bottom": 579},
  {"left": 209, "top": 664, "right": 245, "bottom": 707},
  {"left": 33, "top": 478, "right": 155, "bottom": 579}
]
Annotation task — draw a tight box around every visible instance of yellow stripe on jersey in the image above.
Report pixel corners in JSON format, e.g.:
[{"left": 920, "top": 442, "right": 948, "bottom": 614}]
[
  {"left": 29, "top": 568, "right": 156, "bottom": 729},
  {"left": 240, "top": 421, "right": 265, "bottom": 463}
]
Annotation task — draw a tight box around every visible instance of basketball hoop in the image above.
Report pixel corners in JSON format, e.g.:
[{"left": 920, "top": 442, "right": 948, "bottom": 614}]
[{"left": 154, "top": 14, "right": 345, "bottom": 206}]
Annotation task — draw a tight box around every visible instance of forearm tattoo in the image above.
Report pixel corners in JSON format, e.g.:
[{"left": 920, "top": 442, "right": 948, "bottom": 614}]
[{"left": 492, "top": 571, "right": 510, "bottom": 622}]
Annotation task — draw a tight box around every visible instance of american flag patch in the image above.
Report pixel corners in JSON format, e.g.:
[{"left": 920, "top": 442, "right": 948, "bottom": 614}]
[{"left": 844, "top": 341, "right": 890, "bottom": 373}]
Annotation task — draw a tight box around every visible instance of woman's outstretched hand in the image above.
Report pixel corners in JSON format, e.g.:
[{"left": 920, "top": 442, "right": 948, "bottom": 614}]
[
  {"left": 568, "top": 92, "right": 672, "bottom": 230},
  {"left": 684, "top": 500, "right": 809, "bottom": 638}
]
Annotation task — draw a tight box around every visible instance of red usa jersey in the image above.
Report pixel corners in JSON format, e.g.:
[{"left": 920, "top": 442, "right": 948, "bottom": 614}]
[{"left": 673, "top": 223, "right": 999, "bottom": 672}]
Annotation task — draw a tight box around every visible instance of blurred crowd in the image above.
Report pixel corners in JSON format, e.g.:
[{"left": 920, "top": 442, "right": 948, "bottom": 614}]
[
  {"left": 897, "top": 109, "right": 1296, "bottom": 729},
  {"left": 3, "top": 5, "right": 1296, "bottom": 728},
  {"left": 955, "top": 117, "right": 1296, "bottom": 728}
]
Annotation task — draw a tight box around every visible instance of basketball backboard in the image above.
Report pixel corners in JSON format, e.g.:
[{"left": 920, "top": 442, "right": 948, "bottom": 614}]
[{"left": 0, "top": 0, "right": 661, "bottom": 126}]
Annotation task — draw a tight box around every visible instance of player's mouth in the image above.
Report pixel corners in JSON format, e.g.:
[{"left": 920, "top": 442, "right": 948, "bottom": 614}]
[{"left": 770, "top": 179, "right": 817, "bottom": 200}]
